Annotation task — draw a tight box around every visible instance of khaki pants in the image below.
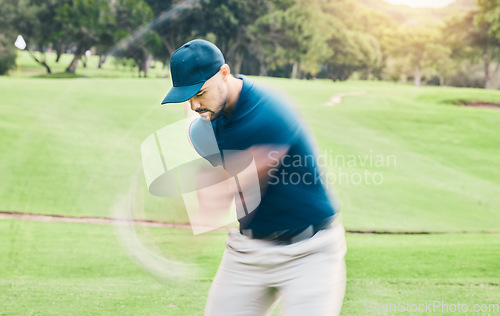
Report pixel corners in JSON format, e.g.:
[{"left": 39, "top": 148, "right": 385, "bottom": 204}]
[{"left": 205, "top": 218, "right": 347, "bottom": 315}]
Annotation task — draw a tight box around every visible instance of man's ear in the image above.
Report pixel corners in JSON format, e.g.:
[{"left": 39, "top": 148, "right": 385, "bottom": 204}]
[{"left": 220, "top": 64, "right": 230, "bottom": 80}]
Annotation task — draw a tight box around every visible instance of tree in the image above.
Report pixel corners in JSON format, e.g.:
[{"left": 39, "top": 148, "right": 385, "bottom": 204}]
[
  {"left": 249, "top": 0, "right": 333, "bottom": 79},
  {"left": 426, "top": 44, "right": 456, "bottom": 86},
  {"left": 355, "top": 9, "right": 398, "bottom": 79},
  {"left": 476, "top": 0, "right": 500, "bottom": 39},
  {"left": 444, "top": 10, "right": 500, "bottom": 89},
  {"left": 197, "top": 0, "right": 270, "bottom": 75},
  {"left": 425, "top": 22, "right": 464, "bottom": 86},
  {"left": 475, "top": 1, "right": 500, "bottom": 89},
  {"left": 323, "top": 26, "right": 382, "bottom": 81},
  {"left": 6, "top": 0, "right": 66, "bottom": 73},
  {"left": 313, "top": 0, "right": 383, "bottom": 81},
  {"left": 55, "top": 0, "right": 113, "bottom": 73},
  {"left": 0, "top": 34, "right": 17, "bottom": 75},
  {"left": 145, "top": 0, "right": 203, "bottom": 61},
  {"left": 390, "top": 26, "right": 444, "bottom": 87},
  {"left": 109, "top": 0, "right": 157, "bottom": 77},
  {"left": 0, "top": 0, "right": 17, "bottom": 75},
  {"left": 384, "top": 55, "right": 412, "bottom": 83}
]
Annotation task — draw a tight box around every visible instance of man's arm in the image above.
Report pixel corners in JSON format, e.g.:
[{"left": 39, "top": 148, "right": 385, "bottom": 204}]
[
  {"left": 190, "top": 145, "right": 289, "bottom": 231},
  {"left": 185, "top": 105, "right": 290, "bottom": 228},
  {"left": 236, "top": 145, "right": 289, "bottom": 196}
]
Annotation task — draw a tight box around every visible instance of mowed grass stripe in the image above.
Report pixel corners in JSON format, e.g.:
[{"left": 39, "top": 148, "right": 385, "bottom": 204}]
[
  {"left": 0, "top": 77, "right": 499, "bottom": 232},
  {"left": 0, "top": 219, "right": 498, "bottom": 315},
  {"left": 264, "top": 79, "right": 500, "bottom": 232}
]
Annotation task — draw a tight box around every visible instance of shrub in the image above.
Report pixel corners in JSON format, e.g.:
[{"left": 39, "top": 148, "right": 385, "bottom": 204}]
[{"left": 0, "top": 33, "right": 17, "bottom": 75}]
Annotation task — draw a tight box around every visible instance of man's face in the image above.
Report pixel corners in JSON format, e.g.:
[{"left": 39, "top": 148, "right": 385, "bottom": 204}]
[{"left": 189, "top": 72, "right": 228, "bottom": 121}]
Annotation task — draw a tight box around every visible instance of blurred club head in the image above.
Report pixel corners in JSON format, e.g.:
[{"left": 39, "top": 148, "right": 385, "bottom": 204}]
[{"left": 111, "top": 168, "right": 226, "bottom": 283}]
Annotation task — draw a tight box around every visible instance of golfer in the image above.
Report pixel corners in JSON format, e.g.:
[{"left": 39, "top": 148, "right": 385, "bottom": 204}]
[{"left": 161, "top": 39, "right": 346, "bottom": 316}]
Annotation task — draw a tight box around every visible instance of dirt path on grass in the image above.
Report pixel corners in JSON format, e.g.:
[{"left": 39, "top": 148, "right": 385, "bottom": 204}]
[
  {"left": 456, "top": 100, "right": 500, "bottom": 109},
  {"left": 324, "top": 91, "right": 366, "bottom": 106},
  {"left": 0, "top": 211, "right": 193, "bottom": 229},
  {"left": 1, "top": 211, "right": 498, "bottom": 234}
]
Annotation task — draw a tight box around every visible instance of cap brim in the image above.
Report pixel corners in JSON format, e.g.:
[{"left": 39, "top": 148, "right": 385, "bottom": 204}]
[{"left": 161, "top": 82, "right": 205, "bottom": 105}]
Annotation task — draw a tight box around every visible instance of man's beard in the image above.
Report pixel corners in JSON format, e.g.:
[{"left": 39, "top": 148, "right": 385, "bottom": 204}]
[
  {"left": 211, "top": 98, "right": 227, "bottom": 120},
  {"left": 199, "top": 98, "right": 226, "bottom": 121},
  {"left": 208, "top": 86, "right": 228, "bottom": 121}
]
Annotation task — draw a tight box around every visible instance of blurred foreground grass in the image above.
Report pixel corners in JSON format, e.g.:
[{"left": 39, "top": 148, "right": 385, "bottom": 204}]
[{"left": 0, "top": 220, "right": 498, "bottom": 315}]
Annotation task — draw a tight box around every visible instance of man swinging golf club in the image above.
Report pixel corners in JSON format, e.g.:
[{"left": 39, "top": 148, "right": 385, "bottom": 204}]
[{"left": 161, "top": 39, "right": 347, "bottom": 316}]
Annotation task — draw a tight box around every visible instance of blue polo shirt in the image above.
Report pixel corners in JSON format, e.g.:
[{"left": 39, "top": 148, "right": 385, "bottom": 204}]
[{"left": 189, "top": 76, "right": 337, "bottom": 238}]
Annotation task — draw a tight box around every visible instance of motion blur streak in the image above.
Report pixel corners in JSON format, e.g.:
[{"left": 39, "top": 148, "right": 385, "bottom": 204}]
[
  {"left": 106, "top": 0, "right": 201, "bottom": 57},
  {"left": 112, "top": 170, "right": 201, "bottom": 282}
]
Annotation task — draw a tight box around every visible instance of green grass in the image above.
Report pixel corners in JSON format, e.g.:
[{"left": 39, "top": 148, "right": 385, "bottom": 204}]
[
  {"left": 259, "top": 78, "right": 500, "bottom": 232},
  {"left": 1, "top": 220, "right": 498, "bottom": 315},
  {"left": 1, "top": 71, "right": 499, "bottom": 314},
  {"left": 0, "top": 77, "right": 498, "bottom": 232},
  {"left": 344, "top": 233, "right": 500, "bottom": 315},
  {"left": 0, "top": 220, "right": 218, "bottom": 315}
]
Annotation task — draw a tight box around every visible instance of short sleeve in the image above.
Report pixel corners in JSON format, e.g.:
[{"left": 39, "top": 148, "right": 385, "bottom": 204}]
[{"left": 188, "top": 118, "right": 223, "bottom": 167}]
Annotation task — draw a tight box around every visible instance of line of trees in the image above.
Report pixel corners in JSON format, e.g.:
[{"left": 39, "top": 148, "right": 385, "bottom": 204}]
[{"left": 1, "top": 0, "right": 500, "bottom": 88}]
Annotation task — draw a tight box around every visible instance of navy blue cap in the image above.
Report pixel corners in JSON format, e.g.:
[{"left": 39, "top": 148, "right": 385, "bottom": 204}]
[{"left": 161, "top": 39, "right": 225, "bottom": 104}]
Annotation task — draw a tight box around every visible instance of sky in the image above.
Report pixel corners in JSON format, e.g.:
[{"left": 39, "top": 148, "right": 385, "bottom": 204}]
[{"left": 383, "top": 0, "right": 456, "bottom": 8}]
